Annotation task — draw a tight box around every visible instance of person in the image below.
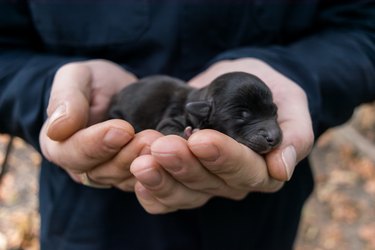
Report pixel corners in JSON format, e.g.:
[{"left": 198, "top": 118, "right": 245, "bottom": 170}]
[{"left": 0, "top": 1, "right": 374, "bottom": 249}]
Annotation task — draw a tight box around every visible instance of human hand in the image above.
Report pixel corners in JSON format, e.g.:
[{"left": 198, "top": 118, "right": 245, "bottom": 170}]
[
  {"left": 189, "top": 58, "right": 314, "bottom": 181},
  {"left": 39, "top": 59, "right": 158, "bottom": 190},
  {"left": 129, "top": 58, "right": 314, "bottom": 213}
]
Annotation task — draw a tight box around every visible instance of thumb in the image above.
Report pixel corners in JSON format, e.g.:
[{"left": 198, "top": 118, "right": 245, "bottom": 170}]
[
  {"left": 46, "top": 63, "right": 92, "bottom": 141},
  {"left": 265, "top": 98, "right": 314, "bottom": 182}
]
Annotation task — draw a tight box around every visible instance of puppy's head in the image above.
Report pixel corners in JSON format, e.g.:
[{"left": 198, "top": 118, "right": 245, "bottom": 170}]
[{"left": 185, "top": 72, "right": 282, "bottom": 154}]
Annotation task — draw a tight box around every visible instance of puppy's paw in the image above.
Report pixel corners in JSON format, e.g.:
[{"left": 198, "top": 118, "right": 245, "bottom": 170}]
[{"left": 184, "top": 126, "right": 200, "bottom": 139}]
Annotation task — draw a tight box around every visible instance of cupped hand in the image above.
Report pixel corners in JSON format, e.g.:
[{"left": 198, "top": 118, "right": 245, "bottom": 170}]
[
  {"left": 189, "top": 58, "right": 314, "bottom": 181},
  {"left": 130, "top": 131, "right": 281, "bottom": 214},
  {"left": 39, "top": 59, "right": 159, "bottom": 190},
  {"left": 130, "top": 58, "right": 314, "bottom": 213}
]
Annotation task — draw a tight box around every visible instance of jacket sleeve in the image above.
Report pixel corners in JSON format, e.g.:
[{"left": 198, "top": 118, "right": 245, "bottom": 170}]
[
  {"left": 0, "top": 3, "right": 82, "bottom": 150},
  {"left": 209, "top": 1, "right": 375, "bottom": 136}
]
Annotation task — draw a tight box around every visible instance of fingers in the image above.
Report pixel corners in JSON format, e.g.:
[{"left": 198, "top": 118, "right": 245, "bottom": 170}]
[
  {"left": 142, "top": 130, "right": 282, "bottom": 205},
  {"left": 188, "top": 130, "right": 284, "bottom": 193},
  {"left": 150, "top": 135, "right": 228, "bottom": 191},
  {"left": 46, "top": 63, "right": 93, "bottom": 141},
  {"left": 41, "top": 60, "right": 142, "bottom": 189},
  {"left": 265, "top": 80, "right": 314, "bottom": 181},
  {"left": 130, "top": 155, "right": 211, "bottom": 214},
  {"left": 87, "top": 130, "right": 163, "bottom": 189},
  {"left": 40, "top": 119, "right": 135, "bottom": 173},
  {"left": 129, "top": 129, "right": 285, "bottom": 214}
]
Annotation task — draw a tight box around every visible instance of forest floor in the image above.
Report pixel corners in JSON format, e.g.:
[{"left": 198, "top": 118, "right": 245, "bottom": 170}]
[{"left": 1, "top": 102, "right": 375, "bottom": 250}]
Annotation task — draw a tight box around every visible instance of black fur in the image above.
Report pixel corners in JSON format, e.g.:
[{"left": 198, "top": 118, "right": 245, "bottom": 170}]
[{"left": 108, "top": 72, "right": 282, "bottom": 154}]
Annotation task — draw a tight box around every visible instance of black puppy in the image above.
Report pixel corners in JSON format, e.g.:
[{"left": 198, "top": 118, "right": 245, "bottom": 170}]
[{"left": 108, "top": 72, "right": 282, "bottom": 154}]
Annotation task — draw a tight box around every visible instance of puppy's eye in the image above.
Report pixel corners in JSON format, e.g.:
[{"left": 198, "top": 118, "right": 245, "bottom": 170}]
[{"left": 241, "top": 111, "right": 251, "bottom": 118}]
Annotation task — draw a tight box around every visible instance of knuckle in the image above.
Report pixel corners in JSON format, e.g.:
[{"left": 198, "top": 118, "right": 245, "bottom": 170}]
[
  {"left": 259, "top": 182, "right": 284, "bottom": 193},
  {"left": 137, "top": 130, "right": 163, "bottom": 147},
  {"left": 159, "top": 192, "right": 210, "bottom": 210},
  {"left": 100, "top": 141, "right": 122, "bottom": 156},
  {"left": 245, "top": 176, "right": 267, "bottom": 190},
  {"left": 230, "top": 171, "right": 267, "bottom": 192},
  {"left": 181, "top": 194, "right": 210, "bottom": 208},
  {"left": 40, "top": 138, "right": 70, "bottom": 169},
  {"left": 226, "top": 190, "right": 248, "bottom": 201},
  {"left": 52, "top": 152, "right": 70, "bottom": 168},
  {"left": 79, "top": 143, "right": 100, "bottom": 161},
  {"left": 180, "top": 173, "right": 207, "bottom": 187},
  {"left": 151, "top": 186, "right": 173, "bottom": 200},
  {"left": 201, "top": 183, "right": 225, "bottom": 194},
  {"left": 143, "top": 205, "right": 175, "bottom": 215},
  {"left": 113, "top": 160, "right": 131, "bottom": 173},
  {"left": 294, "top": 125, "right": 315, "bottom": 160},
  {"left": 47, "top": 147, "right": 75, "bottom": 170},
  {"left": 115, "top": 179, "right": 136, "bottom": 192}
]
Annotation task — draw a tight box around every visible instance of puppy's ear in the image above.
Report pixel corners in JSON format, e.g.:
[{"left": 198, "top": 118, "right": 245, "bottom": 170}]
[{"left": 185, "top": 101, "right": 212, "bottom": 119}]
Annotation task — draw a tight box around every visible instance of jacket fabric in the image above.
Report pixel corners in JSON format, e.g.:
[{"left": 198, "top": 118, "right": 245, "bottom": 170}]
[{"left": 0, "top": 1, "right": 374, "bottom": 249}]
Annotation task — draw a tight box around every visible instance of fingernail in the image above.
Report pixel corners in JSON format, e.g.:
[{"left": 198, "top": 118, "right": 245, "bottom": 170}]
[
  {"left": 133, "top": 167, "right": 162, "bottom": 188},
  {"left": 282, "top": 145, "right": 297, "bottom": 181},
  {"left": 49, "top": 104, "right": 67, "bottom": 125},
  {"left": 104, "top": 128, "right": 132, "bottom": 149}
]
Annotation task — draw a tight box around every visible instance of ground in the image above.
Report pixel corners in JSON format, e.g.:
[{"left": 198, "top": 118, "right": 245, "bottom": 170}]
[{"left": 1, "top": 102, "right": 375, "bottom": 250}]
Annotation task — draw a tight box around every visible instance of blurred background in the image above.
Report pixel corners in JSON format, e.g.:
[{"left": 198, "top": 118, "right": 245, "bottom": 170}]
[{"left": 1, "top": 102, "right": 375, "bottom": 250}]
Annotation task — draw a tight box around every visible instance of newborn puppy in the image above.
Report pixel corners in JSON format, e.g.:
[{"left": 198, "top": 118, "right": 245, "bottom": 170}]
[{"left": 108, "top": 72, "right": 282, "bottom": 154}]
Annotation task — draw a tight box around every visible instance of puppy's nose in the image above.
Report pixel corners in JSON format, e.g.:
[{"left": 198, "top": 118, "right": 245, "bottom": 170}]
[
  {"left": 260, "top": 129, "right": 281, "bottom": 147},
  {"left": 265, "top": 135, "right": 276, "bottom": 145}
]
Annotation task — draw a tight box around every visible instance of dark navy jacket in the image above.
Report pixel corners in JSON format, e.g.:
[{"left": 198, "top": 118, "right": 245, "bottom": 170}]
[{"left": 0, "top": 1, "right": 374, "bottom": 250}]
